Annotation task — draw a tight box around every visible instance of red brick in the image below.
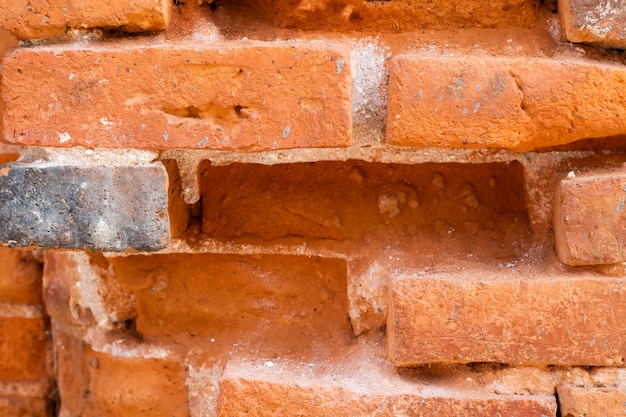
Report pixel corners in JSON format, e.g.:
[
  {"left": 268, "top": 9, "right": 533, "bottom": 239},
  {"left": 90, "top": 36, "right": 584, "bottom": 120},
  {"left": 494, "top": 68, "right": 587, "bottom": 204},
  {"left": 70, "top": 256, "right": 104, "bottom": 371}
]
[
  {"left": 559, "top": 0, "right": 626, "bottom": 48},
  {"left": 54, "top": 329, "right": 188, "bottom": 417},
  {"left": 388, "top": 272, "right": 626, "bottom": 366},
  {"left": 558, "top": 385, "right": 626, "bottom": 416},
  {"left": 0, "top": 29, "right": 18, "bottom": 143},
  {"left": 0, "top": 0, "right": 171, "bottom": 39},
  {"left": 218, "top": 361, "right": 557, "bottom": 416},
  {"left": 0, "top": 317, "right": 48, "bottom": 381},
  {"left": 109, "top": 254, "right": 349, "bottom": 350},
  {"left": 386, "top": 56, "right": 626, "bottom": 151},
  {"left": 238, "top": 0, "right": 538, "bottom": 32},
  {"left": 0, "top": 396, "right": 48, "bottom": 417},
  {"left": 2, "top": 42, "right": 352, "bottom": 151},
  {"left": 554, "top": 170, "right": 626, "bottom": 266},
  {"left": 0, "top": 248, "right": 42, "bottom": 305}
]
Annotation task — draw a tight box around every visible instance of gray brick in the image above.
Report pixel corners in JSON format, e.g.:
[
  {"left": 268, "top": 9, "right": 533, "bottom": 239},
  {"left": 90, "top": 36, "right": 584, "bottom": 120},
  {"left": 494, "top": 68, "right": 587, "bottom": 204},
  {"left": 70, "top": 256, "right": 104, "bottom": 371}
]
[{"left": 0, "top": 162, "right": 170, "bottom": 251}]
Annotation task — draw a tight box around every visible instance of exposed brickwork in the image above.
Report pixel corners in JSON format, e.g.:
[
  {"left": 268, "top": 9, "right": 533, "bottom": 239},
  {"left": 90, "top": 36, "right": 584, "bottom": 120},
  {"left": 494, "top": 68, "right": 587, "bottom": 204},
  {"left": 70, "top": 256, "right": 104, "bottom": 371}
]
[
  {"left": 559, "top": 0, "right": 626, "bottom": 48},
  {"left": 0, "top": 317, "right": 48, "bottom": 381},
  {"left": 0, "top": 161, "right": 170, "bottom": 251},
  {"left": 2, "top": 43, "right": 352, "bottom": 150},
  {"left": 0, "top": 0, "right": 172, "bottom": 39},
  {"left": 554, "top": 169, "right": 626, "bottom": 265},
  {"left": 1, "top": 0, "right": 626, "bottom": 415},
  {"left": 54, "top": 329, "right": 188, "bottom": 417},
  {"left": 386, "top": 56, "right": 626, "bottom": 151},
  {"left": 388, "top": 271, "right": 626, "bottom": 366},
  {"left": 219, "top": 361, "right": 557, "bottom": 416}
]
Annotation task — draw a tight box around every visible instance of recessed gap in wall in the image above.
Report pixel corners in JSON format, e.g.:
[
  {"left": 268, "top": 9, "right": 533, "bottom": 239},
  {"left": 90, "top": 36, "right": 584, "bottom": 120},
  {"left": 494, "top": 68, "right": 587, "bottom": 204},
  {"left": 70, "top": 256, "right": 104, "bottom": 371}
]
[{"left": 199, "top": 160, "right": 531, "bottom": 266}]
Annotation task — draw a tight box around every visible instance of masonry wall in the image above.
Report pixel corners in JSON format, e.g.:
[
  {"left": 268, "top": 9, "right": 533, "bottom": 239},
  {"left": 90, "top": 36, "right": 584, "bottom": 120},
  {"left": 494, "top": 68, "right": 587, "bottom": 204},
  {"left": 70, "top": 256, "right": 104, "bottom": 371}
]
[{"left": 1, "top": 1, "right": 626, "bottom": 416}]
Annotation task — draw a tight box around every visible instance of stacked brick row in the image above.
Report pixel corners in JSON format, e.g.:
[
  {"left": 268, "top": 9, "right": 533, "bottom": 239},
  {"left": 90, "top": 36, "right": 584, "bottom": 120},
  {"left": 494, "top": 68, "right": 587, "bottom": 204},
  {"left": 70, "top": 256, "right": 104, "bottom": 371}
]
[{"left": 1, "top": 0, "right": 626, "bottom": 416}]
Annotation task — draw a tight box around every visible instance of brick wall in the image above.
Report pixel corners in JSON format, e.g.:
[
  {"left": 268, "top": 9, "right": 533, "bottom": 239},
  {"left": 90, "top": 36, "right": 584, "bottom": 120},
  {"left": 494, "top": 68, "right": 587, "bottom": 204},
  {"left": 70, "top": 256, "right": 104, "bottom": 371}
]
[{"left": 1, "top": 1, "right": 626, "bottom": 416}]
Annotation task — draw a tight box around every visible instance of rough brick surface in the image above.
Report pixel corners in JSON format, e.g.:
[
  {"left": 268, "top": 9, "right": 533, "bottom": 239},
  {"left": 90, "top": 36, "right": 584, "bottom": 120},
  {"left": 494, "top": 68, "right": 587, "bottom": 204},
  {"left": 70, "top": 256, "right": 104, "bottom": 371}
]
[
  {"left": 0, "top": 0, "right": 171, "bottom": 39},
  {"left": 218, "top": 361, "right": 557, "bottom": 416},
  {"left": 237, "top": 0, "right": 539, "bottom": 32},
  {"left": 559, "top": 0, "right": 626, "bottom": 48},
  {"left": 0, "top": 29, "right": 18, "bottom": 139},
  {"left": 0, "top": 317, "right": 48, "bottom": 381},
  {"left": 43, "top": 252, "right": 135, "bottom": 330},
  {"left": 554, "top": 170, "right": 626, "bottom": 266},
  {"left": 0, "top": 248, "right": 42, "bottom": 305},
  {"left": 2, "top": 42, "right": 352, "bottom": 150},
  {"left": 109, "top": 254, "right": 349, "bottom": 351},
  {"left": 557, "top": 384, "right": 626, "bottom": 416},
  {"left": 0, "top": 162, "right": 170, "bottom": 251},
  {"left": 55, "top": 330, "right": 188, "bottom": 417},
  {"left": 386, "top": 56, "right": 626, "bottom": 151},
  {"left": 388, "top": 272, "right": 626, "bottom": 366},
  {"left": 0, "top": 396, "right": 48, "bottom": 417}
]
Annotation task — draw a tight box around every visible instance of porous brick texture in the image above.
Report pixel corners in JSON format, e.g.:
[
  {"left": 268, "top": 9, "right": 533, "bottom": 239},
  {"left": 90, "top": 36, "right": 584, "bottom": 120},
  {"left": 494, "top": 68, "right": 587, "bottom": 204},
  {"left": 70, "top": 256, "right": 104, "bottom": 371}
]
[{"left": 2, "top": 0, "right": 626, "bottom": 416}]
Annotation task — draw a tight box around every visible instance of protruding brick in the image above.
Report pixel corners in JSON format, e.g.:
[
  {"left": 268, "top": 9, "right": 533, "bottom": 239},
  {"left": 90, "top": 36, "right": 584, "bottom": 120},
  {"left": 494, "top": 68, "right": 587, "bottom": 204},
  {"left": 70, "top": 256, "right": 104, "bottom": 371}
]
[
  {"left": 554, "top": 170, "right": 626, "bottom": 265},
  {"left": 388, "top": 272, "right": 626, "bottom": 366},
  {"left": 386, "top": 56, "right": 626, "bottom": 151},
  {"left": 2, "top": 42, "right": 352, "bottom": 151},
  {"left": 0, "top": 317, "right": 48, "bottom": 381},
  {"left": 559, "top": 0, "right": 626, "bottom": 48},
  {"left": 218, "top": 360, "right": 557, "bottom": 416},
  {"left": 0, "top": 0, "right": 171, "bottom": 39},
  {"left": 0, "top": 162, "right": 170, "bottom": 251}
]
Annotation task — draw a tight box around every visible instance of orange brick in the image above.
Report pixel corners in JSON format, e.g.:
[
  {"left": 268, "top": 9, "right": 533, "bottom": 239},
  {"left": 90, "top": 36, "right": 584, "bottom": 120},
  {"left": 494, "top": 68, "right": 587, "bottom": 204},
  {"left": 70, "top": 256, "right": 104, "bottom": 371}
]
[
  {"left": 218, "top": 361, "right": 557, "bottom": 416},
  {"left": 557, "top": 385, "right": 626, "bottom": 416},
  {"left": 554, "top": 170, "right": 626, "bottom": 266},
  {"left": 2, "top": 42, "right": 352, "bottom": 151},
  {"left": 109, "top": 254, "right": 348, "bottom": 351},
  {"left": 0, "top": 396, "right": 48, "bottom": 417},
  {"left": 0, "top": 317, "right": 48, "bottom": 381},
  {"left": 0, "top": 29, "right": 18, "bottom": 143},
  {"left": 0, "top": 248, "right": 42, "bottom": 305},
  {"left": 55, "top": 329, "right": 188, "bottom": 417},
  {"left": 0, "top": 0, "right": 171, "bottom": 39},
  {"left": 386, "top": 56, "right": 626, "bottom": 151},
  {"left": 559, "top": 0, "right": 626, "bottom": 48},
  {"left": 388, "top": 272, "right": 626, "bottom": 366}
]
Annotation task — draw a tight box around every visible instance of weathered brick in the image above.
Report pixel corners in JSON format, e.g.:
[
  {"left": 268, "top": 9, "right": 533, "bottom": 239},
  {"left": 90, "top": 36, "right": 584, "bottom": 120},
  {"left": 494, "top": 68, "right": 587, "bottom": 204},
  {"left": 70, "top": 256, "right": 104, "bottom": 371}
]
[
  {"left": 0, "top": 248, "right": 42, "bottom": 305},
  {"left": 43, "top": 252, "right": 135, "bottom": 330},
  {"left": 0, "top": 0, "right": 171, "bottom": 39},
  {"left": 218, "top": 361, "right": 557, "bottom": 416},
  {"left": 388, "top": 272, "right": 626, "bottom": 366},
  {"left": 0, "top": 162, "right": 170, "bottom": 251},
  {"left": 557, "top": 368, "right": 626, "bottom": 417},
  {"left": 2, "top": 42, "right": 352, "bottom": 150},
  {"left": 0, "top": 29, "right": 18, "bottom": 142},
  {"left": 559, "top": 0, "right": 626, "bottom": 48},
  {"left": 0, "top": 316, "right": 48, "bottom": 381},
  {"left": 554, "top": 170, "right": 626, "bottom": 265},
  {"left": 0, "top": 396, "right": 48, "bottom": 417},
  {"left": 54, "top": 329, "right": 188, "bottom": 417},
  {"left": 108, "top": 254, "right": 349, "bottom": 350},
  {"left": 557, "top": 384, "right": 626, "bottom": 416},
  {"left": 386, "top": 56, "right": 626, "bottom": 151}
]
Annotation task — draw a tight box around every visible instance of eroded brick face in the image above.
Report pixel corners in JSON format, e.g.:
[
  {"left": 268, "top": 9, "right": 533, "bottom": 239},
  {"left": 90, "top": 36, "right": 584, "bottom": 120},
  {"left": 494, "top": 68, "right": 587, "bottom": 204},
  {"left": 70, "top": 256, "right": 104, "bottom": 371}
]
[
  {"left": 2, "top": 43, "right": 352, "bottom": 151},
  {"left": 2, "top": 0, "right": 626, "bottom": 415},
  {"left": 0, "top": 0, "right": 172, "bottom": 39}
]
